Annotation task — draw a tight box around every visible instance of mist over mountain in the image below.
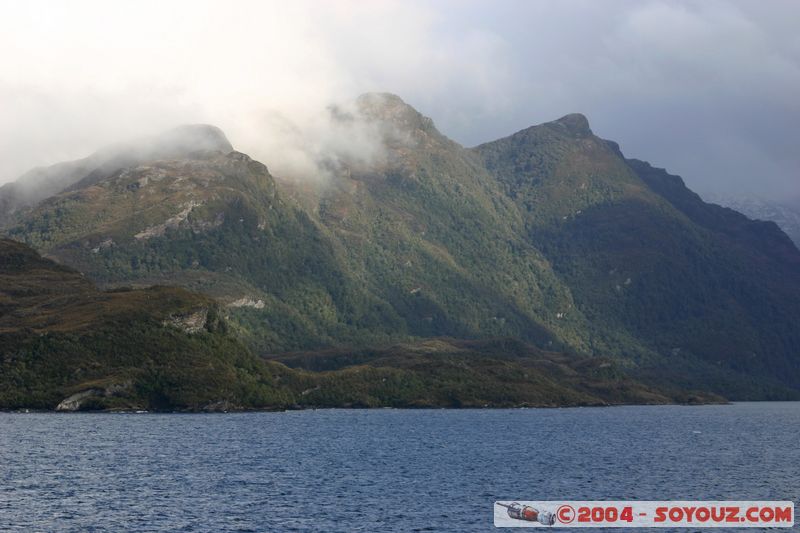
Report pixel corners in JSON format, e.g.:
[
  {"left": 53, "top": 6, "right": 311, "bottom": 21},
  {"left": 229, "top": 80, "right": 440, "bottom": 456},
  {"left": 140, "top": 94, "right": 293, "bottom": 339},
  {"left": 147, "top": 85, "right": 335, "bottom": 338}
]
[
  {"left": 1, "top": 2, "right": 798, "bottom": 203},
  {"left": 0, "top": 125, "right": 233, "bottom": 227},
  {"left": 2, "top": 93, "right": 799, "bottom": 403}
]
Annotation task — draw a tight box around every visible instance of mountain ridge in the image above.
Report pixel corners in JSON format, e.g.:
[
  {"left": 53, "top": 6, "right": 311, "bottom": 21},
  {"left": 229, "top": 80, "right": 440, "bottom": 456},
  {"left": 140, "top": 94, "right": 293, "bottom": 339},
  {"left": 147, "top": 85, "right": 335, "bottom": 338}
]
[
  {"left": 474, "top": 108, "right": 800, "bottom": 396},
  {"left": 3, "top": 93, "right": 799, "bottom": 400},
  {"left": 0, "top": 124, "right": 232, "bottom": 227}
]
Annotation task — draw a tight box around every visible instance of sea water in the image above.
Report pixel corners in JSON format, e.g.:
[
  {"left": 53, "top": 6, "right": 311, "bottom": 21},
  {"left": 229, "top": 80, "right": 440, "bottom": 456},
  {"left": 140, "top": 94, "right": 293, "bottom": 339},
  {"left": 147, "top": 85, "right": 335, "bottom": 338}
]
[{"left": 1, "top": 403, "right": 798, "bottom": 531}]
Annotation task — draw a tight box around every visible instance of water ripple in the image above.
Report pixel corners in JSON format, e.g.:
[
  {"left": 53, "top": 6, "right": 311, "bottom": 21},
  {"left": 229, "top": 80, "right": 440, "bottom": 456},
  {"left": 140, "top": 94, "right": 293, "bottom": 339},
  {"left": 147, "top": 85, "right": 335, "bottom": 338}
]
[{"left": 0, "top": 403, "right": 798, "bottom": 531}]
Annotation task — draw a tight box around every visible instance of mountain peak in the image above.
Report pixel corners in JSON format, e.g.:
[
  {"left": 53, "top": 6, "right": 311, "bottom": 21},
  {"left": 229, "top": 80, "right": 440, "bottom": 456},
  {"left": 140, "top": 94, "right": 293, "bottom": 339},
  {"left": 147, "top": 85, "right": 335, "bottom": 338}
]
[
  {"left": 93, "top": 124, "right": 234, "bottom": 161},
  {"left": 356, "top": 92, "right": 412, "bottom": 116},
  {"left": 355, "top": 92, "right": 438, "bottom": 136},
  {"left": 145, "top": 124, "right": 233, "bottom": 154},
  {"left": 0, "top": 124, "right": 235, "bottom": 226},
  {"left": 550, "top": 113, "right": 592, "bottom": 137}
]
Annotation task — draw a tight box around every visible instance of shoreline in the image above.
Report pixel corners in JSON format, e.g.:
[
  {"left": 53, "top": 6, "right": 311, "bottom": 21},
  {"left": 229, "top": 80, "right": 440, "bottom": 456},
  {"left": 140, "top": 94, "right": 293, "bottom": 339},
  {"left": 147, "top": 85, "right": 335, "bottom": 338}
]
[{"left": 1, "top": 398, "right": 740, "bottom": 415}]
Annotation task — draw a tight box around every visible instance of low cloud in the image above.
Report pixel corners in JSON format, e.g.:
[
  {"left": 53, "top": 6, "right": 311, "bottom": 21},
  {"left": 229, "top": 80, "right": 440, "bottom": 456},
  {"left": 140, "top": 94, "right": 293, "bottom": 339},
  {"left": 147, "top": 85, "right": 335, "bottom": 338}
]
[{"left": 0, "top": 0, "right": 797, "bottom": 201}]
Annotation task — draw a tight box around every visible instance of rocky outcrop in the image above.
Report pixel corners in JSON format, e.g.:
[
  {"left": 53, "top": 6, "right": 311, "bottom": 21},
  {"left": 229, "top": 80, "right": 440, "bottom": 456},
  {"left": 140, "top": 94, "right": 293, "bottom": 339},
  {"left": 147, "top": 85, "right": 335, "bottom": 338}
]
[
  {"left": 134, "top": 200, "right": 203, "bottom": 240},
  {"left": 56, "top": 390, "right": 102, "bottom": 411},
  {"left": 163, "top": 308, "right": 209, "bottom": 334},
  {"left": 227, "top": 297, "right": 265, "bottom": 309},
  {"left": 55, "top": 382, "right": 132, "bottom": 411}
]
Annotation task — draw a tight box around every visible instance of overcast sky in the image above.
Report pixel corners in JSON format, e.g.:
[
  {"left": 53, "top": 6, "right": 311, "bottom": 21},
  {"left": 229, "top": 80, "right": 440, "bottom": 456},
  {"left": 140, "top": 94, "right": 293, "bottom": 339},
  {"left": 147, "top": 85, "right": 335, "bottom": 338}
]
[{"left": 0, "top": 0, "right": 797, "bottom": 201}]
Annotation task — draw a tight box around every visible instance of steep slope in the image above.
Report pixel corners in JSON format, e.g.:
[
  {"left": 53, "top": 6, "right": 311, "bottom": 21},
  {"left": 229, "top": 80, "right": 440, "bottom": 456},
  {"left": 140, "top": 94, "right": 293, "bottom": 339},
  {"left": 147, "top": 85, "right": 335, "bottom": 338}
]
[
  {"left": 6, "top": 96, "right": 594, "bottom": 355},
  {"left": 286, "top": 93, "right": 592, "bottom": 352},
  {"left": 0, "top": 125, "right": 233, "bottom": 227},
  {"left": 4, "top": 149, "right": 402, "bottom": 353},
  {"left": 475, "top": 116, "right": 800, "bottom": 398}
]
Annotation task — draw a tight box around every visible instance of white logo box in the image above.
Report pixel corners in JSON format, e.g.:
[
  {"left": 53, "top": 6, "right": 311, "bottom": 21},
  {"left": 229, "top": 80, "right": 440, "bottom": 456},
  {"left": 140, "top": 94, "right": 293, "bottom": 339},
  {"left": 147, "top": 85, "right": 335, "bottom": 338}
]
[{"left": 494, "top": 500, "right": 794, "bottom": 528}]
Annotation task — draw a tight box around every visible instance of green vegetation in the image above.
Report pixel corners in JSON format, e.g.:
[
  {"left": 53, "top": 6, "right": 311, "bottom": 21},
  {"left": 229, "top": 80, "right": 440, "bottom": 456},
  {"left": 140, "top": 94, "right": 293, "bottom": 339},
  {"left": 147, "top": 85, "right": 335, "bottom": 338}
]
[
  {"left": 3, "top": 239, "right": 698, "bottom": 411},
  {"left": 0, "top": 238, "right": 292, "bottom": 410},
  {"left": 274, "top": 338, "right": 721, "bottom": 407},
  {"left": 475, "top": 114, "right": 800, "bottom": 397},
  {"left": 3, "top": 95, "right": 800, "bottom": 402}
]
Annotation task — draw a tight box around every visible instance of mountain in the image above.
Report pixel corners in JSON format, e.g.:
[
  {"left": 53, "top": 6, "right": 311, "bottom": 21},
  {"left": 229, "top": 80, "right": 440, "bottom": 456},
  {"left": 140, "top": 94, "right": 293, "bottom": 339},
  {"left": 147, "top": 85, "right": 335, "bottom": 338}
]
[
  {"left": 475, "top": 115, "right": 800, "bottom": 397},
  {"left": 3, "top": 95, "right": 588, "bottom": 355},
  {"left": 703, "top": 195, "right": 800, "bottom": 249},
  {"left": 1, "top": 238, "right": 685, "bottom": 410},
  {"left": 0, "top": 125, "right": 233, "bottom": 227},
  {"left": 292, "top": 93, "right": 590, "bottom": 351},
  {"left": 3, "top": 146, "right": 399, "bottom": 353},
  {"left": 3, "top": 93, "right": 799, "bottom": 400}
]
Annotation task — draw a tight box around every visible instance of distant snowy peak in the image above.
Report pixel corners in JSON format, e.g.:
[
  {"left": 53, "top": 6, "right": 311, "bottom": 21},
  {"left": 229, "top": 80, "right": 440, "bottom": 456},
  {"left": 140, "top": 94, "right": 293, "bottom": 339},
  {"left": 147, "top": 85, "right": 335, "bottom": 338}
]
[{"left": 706, "top": 194, "right": 800, "bottom": 248}]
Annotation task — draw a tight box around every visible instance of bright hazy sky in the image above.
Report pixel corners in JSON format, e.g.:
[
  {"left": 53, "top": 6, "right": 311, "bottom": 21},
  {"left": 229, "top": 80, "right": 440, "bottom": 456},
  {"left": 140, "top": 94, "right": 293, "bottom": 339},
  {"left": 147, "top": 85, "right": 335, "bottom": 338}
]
[{"left": 0, "top": 0, "right": 797, "bottom": 201}]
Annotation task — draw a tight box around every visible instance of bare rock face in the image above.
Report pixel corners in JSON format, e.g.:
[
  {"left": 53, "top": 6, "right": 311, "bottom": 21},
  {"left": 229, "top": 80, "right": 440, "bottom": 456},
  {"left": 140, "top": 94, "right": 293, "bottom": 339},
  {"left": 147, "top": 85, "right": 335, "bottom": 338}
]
[
  {"left": 55, "top": 390, "right": 102, "bottom": 411},
  {"left": 163, "top": 308, "right": 209, "bottom": 334},
  {"left": 227, "top": 297, "right": 265, "bottom": 309},
  {"left": 55, "top": 382, "right": 132, "bottom": 411}
]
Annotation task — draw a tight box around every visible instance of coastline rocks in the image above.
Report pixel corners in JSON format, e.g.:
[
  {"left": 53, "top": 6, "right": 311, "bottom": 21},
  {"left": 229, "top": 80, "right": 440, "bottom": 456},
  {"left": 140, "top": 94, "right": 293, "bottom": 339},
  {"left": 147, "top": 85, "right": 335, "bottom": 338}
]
[
  {"left": 55, "top": 390, "right": 102, "bottom": 411},
  {"left": 55, "top": 381, "right": 133, "bottom": 411}
]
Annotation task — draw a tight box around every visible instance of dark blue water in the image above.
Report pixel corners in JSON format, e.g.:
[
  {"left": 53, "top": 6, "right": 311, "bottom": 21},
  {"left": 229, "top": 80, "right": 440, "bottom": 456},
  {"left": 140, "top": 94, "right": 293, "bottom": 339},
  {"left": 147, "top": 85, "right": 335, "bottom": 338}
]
[{"left": 1, "top": 403, "right": 798, "bottom": 532}]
